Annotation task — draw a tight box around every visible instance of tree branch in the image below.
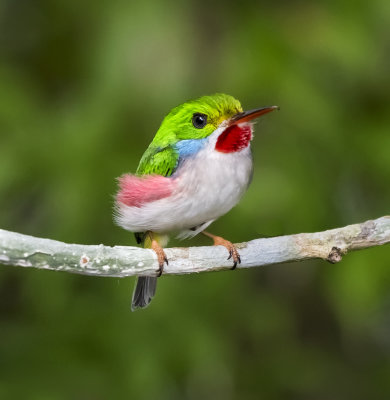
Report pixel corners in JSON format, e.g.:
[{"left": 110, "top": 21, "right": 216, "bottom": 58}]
[{"left": 0, "top": 216, "right": 389, "bottom": 277}]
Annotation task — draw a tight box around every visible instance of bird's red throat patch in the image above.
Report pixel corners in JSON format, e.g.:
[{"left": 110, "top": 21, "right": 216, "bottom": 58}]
[{"left": 215, "top": 124, "right": 252, "bottom": 153}]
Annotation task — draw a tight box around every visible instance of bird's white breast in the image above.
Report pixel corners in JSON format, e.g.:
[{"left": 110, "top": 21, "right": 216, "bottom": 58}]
[{"left": 116, "top": 125, "right": 253, "bottom": 237}]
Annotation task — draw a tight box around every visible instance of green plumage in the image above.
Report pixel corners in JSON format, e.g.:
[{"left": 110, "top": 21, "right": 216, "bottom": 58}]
[
  {"left": 136, "top": 93, "right": 242, "bottom": 178},
  {"left": 136, "top": 146, "right": 178, "bottom": 177}
]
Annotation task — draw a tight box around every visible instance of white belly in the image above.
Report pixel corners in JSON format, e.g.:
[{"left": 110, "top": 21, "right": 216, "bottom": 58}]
[{"left": 115, "top": 129, "right": 253, "bottom": 237}]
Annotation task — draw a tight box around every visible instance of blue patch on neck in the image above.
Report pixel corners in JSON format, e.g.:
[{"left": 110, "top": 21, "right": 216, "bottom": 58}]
[{"left": 175, "top": 138, "right": 208, "bottom": 158}]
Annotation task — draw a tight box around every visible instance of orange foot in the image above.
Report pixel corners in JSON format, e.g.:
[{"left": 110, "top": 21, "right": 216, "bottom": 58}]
[
  {"left": 202, "top": 231, "right": 241, "bottom": 269},
  {"left": 148, "top": 232, "right": 168, "bottom": 277}
]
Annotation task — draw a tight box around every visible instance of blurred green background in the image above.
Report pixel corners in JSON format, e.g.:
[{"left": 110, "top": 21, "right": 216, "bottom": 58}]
[{"left": 1, "top": 0, "right": 390, "bottom": 398}]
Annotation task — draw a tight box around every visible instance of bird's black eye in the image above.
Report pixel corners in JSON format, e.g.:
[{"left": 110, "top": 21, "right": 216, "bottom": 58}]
[{"left": 192, "top": 113, "right": 207, "bottom": 129}]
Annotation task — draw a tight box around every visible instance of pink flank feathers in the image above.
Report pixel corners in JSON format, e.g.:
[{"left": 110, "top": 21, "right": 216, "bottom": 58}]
[{"left": 117, "top": 174, "right": 175, "bottom": 208}]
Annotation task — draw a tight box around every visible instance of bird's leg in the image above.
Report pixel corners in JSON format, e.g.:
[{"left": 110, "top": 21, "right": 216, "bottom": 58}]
[
  {"left": 202, "top": 231, "right": 241, "bottom": 269},
  {"left": 146, "top": 231, "right": 168, "bottom": 277}
]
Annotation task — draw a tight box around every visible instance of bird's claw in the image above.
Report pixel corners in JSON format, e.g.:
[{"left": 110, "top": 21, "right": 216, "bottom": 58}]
[
  {"left": 204, "top": 232, "right": 242, "bottom": 270},
  {"left": 231, "top": 253, "right": 241, "bottom": 269},
  {"left": 230, "top": 250, "right": 241, "bottom": 270},
  {"left": 155, "top": 253, "right": 169, "bottom": 276},
  {"left": 151, "top": 239, "right": 169, "bottom": 277},
  {"left": 225, "top": 244, "right": 241, "bottom": 270},
  {"left": 212, "top": 236, "right": 241, "bottom": 270}
]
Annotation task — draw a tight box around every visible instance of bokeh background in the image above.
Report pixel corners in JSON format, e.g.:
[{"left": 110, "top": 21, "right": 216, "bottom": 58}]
[{"left": 1, "top": 0, "right": 390, "bottom": 398}]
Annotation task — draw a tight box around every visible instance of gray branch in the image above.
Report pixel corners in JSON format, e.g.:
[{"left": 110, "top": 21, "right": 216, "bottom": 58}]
[{"left": 0, "top": 216, "right": 389, "bottom": 277}]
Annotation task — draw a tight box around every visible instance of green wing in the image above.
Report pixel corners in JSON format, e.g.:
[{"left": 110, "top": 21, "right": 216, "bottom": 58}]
[{"left": 136, "top": 145, "right": 179, "bottom": 177}]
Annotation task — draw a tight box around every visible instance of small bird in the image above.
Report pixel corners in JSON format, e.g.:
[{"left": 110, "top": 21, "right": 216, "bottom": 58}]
[{"left": 115, "top": 94, "right": 278, "bottom": 310}]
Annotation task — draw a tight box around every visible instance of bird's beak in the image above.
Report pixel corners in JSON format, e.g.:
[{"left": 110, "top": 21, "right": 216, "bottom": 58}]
[{"left": 230, "top": 105, "right": 279, "bottom": 125}]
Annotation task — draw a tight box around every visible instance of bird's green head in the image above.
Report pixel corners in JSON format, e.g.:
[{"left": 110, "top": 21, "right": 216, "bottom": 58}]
[
  {"left": 151, "top": 93, "right": 278, "bottom": 146},
  {"left": 152, "top": 94, "right": 241, "bottom": 145}
]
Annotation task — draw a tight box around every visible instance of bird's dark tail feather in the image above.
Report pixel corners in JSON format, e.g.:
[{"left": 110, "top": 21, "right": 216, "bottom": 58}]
[
  {"left": 131, "top": 276, "right": 157, "bottom": 311},
  {"left": 131, "top": 231, "right": 167, "bottom": 311}
]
